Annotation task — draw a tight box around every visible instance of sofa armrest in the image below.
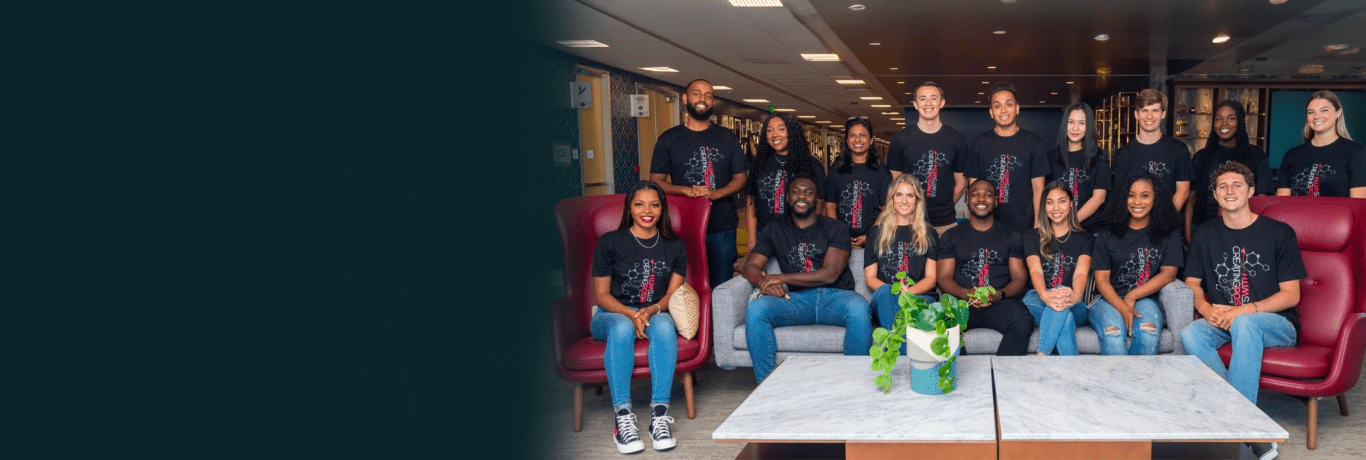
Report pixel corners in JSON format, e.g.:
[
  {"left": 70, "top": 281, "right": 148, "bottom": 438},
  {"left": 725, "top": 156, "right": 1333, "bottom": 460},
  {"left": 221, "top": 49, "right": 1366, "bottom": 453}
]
[
  {"left": 1158, "top": 281, "right": 1195, "bottom": 354},
  {"left": 712, "top": 276, "right": 758, "bottom": 354}
]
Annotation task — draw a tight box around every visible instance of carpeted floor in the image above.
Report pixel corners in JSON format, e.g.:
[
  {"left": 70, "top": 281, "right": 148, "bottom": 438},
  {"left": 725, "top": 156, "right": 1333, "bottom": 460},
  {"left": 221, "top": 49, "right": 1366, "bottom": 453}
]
[{"left": 538, "top": 356, "right": 1366, "bottom": 459}]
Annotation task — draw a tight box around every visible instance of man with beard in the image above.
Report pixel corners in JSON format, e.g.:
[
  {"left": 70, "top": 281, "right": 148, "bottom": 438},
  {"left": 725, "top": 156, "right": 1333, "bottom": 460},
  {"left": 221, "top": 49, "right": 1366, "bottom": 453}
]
[
  {"left": 965, "top": 82, "right": 1050, "bottom": 235},
  {"left": 740, "top": 174, "right": 870, "bottom": 383},
  {"left": 936, "top": 179, "right": 1034, "bottom": 355},
  {"left": 651, "top": 79, "right": 748, "bottom": 289}
]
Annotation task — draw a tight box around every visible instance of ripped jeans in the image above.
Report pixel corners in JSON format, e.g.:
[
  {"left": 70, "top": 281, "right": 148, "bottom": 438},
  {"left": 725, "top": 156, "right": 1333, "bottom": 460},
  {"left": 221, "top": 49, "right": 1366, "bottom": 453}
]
[{"left": 1089, "top": 296, "right": 1163, "bottom": 355}]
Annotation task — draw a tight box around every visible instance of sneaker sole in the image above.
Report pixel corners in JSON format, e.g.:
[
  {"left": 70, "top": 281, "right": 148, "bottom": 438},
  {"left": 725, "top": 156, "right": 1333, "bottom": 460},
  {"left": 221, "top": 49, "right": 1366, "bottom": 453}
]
[
  {"left": 616, "top": 440, "right": 644, "bottom": 454},
  {"left": 652, "top": 438, "right": 676, "bottom": 451}
]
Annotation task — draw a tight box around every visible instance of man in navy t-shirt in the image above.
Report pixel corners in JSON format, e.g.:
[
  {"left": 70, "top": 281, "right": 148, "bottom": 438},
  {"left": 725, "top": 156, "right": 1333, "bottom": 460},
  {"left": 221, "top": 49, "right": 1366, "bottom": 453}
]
[
  {"left": 650, "top": 79, "right": 748, "bottom": 290},
  {"left": 965, "top": 82, "right": 1050, "bottom": 235}
]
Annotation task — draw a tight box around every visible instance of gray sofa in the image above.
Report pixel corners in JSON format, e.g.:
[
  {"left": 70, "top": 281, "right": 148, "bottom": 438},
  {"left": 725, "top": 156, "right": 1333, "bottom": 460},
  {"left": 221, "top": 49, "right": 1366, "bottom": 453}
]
[{"left": 711, "top": 248, "right": 1194, "bottom": 370}]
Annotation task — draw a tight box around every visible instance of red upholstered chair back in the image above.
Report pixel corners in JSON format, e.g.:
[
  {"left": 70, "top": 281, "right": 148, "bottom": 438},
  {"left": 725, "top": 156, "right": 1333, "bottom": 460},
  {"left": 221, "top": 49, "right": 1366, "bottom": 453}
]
[
  {"left": 1250, "top": 197, "right": 1366, "bottom": 347},
  {"left": 553, "top": 193, "right": 712, "bottom": 332}
]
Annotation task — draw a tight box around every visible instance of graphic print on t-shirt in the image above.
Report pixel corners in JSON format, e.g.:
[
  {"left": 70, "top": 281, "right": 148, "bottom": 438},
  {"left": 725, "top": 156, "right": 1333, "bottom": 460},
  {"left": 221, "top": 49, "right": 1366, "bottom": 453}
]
[
  {"left": 1061, "top": 168, "right": 1090, "bottom": 210},
  {"left": 958, "top": 248, "right": 1003, "bottom": 287},
  {"left": 1205, "top": 160, "right": 1235, "bottom": 194},
  {"left": 1212, "top": 246, "right": 1271, "bottom": 306},
  {"left": 1291, "top": 164, "right": 1338, "bottom": 196},
  {"left": 838, "top": 180, "right": 874, "bottom": 230},
  {"left": 1041, "top": 251, "right": 1076, "bottom": 289},
  {"left": 1146, "top": 161, "right": 1172, "bottom": 179},
  {"left": 879, "top": 241, "right": 916, "bottom": 281},
  {"left": 622, "top": 258, "right": 671, "bottom": 304},
  {"left": 786, "top": 242, "right": 825, "bottom": 273},
  {"left": 684, "top": 146, "right": 721, "bottom": 188},
  {"left": 758, "top": 169, "right": 788, "bottom": 214},
  {"left": 986, "top": 155, "right": 1023, "bottom": 203},
  {"left": 913, "top": 150, "right": 948, "bottom": 197},
  {"left": 1116, "top": 247, "right": 1161, "bottom": 293}
]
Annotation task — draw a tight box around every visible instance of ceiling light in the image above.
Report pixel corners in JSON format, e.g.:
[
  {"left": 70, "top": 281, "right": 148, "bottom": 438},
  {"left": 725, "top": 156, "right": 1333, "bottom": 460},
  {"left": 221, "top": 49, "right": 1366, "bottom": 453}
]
[
  {"left": 987, "top": 66, "right": 996, "bottom": 70},
  {"left": 897, "top": 123, "right": 905, "bottom": 125},
  {"left": 993, "top": 30, "right": 1006, "bottom": 35},
  {"left": 1039, "top": 100, "right": 1046, "bottom": 104},
  {"left": 1326, "top": 44, "right": 1350, "bottom": 51},
  {"left": 1341, "top": 48, "right": 1361, "bottom": 55},
  {"left": 729, "top": 0, "right": 783, "bottom": 6},
  {"left": 889, "top": 67, "right": 898, "bottom": 71},
  {"left": 1269, "top": 0, "right": 1286, "bottom": 4},
  {"left": 905, "top": 92, "right": 912, "bottom": 95},
  {"left": 896, "top": 81, "right": 905, "bottom": 84},
  {"left": 1066, "top": 81, "right": 1074, "bottom": 84},
  {"left": 881, "top": 111, "right": 898, "bottom": 115},
  {"left": 981, "top": 81, "right": 990, "bottom": 84},
  {"left": 742, "top": 99, "right": 769, "bottom": 103},
  {"left": 1299, "top": 64, "right": 1324, "bottom": 74},
  {"left": 977, "top": 92, "right": 985, "bottom": 95},
  {"left": 1050, "top": 92, "right": 1058, "bottom": 95},
  {"left": 1001, "top": 0, "right": 1016, "bottom": 3},
  {"left": 890, "top": 117, "right": 905, "bottom": 121},
  {"left": 816, "top": 120, "right": 831, "bottom": 124},
  {"left": 860, "top": 96, "right": 883, "bottom": 100},
  {"left": 1094, "top": 34, "right": 1110, "bottom": 41},
  {"left": 1212, "top": 34, "right": 1230, "bottom": 44},
  {"left": 802, "top": 54, "right": 840, "bottom": 61},
  {"left": 849, "top": 4, "right": 865, "bottom": 11},
  {"left": 556, "top": 40, "right": 608, "bottom": 48},
  {"left": 797, "top": 115, "right": 816, "bottom": 118},
  {"left": 713, "top": 86, "right": 732, "bottom": 90},
  {"left": 869, "top": 42, "right": 880, "bottom": 46},
  {"left": 774, "top": 108, "right": 796, "bottom": 112},
  {"left": 836, "top": 79, "right": 866, "bottom": 85},
  {"left": 639, "top": 67, "right": 678, "bottom": 72},
  {"left": 975, "top": 101, "right": 981, "bottom": 104},
  {"left": 870, "top": 104, "right": 891, "bottom": 108}
]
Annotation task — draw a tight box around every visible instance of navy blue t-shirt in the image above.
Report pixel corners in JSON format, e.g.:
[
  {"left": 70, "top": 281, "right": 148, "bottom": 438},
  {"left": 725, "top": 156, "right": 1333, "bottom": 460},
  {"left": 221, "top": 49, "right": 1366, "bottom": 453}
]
[
  {"left": 1092, "top": 226, "right": 1184, "bottom": 297},
  {"left": 936, "top": 221, "right": 1024, "bottom": 292},
  {"left": 751, "top": 215, "right": 856, "bottom": 291},
  {"left": 825, "top": 161, "right": 892, "bottom": 238},
  {"left": 1277, "top": 137, "right": 1366, "bottom": 197},
  {"left": 864, "top": 224, "right": 940, "bottom": 285},
  {"left": 1022, "top": 230, "right": 1095, "bottom": 290},
  {"left": 887, "top": 124, "right": 969, "bottom": 226},
  {"left": 591, "top": 229, "right": 688, "bottom": 308},
  {"left": 650, "top": 124, "right": 747, "bottom": 233},
  {"left": 965, "top": 129, "right": 1051, "bottom": 235},
  {"left": 1186, "top": 216, "right": 1305, "bottom": 335}
]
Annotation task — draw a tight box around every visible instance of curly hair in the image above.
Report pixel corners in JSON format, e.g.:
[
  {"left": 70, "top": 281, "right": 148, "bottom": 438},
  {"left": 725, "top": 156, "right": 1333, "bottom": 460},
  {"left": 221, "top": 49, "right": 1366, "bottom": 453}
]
[
  {"left": 1101, "top": 169, "right": 1180, "bottom": 245},
  {"left": 748, "top": 113, "right": 821, "bottom": 198}
]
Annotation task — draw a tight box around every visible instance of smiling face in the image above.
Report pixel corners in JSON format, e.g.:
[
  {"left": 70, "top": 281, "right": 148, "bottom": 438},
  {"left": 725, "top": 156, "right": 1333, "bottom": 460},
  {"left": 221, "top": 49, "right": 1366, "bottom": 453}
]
[
  {"left": 630, "top": 188, "right": 662, "bottom": 231},
  {"left": 989, "top": 90, "right": 1018, "bottom": 129},
  {"left": 967, "top": 180, "right": 998, "bottom": 219},
  {"left": 787, "top": 177, "right": 819, "bottom": 219},
  {"left": 914, "top": 85, "right": 945, "bottom": 121},
  {"left": 846, "top": 124, "right": 871, "bottom": 155},
  {"left": 766, "top": 116, "right": 789, "bottom": 154},
  {"left": 1126, "top": 178, "right": 1155, "bottom": 224},
  {"left": 1214, "top": 105, "right": 1238, "bottom": 142},
  {"left": 1214, "top": 171, "right": 1252, "bottom": 214},
  {"left": 1134, "top": 102, "right": 1166, "bottom": 135},
  {"left": 684, "top": 80, "right": 715, "bottom": 121},
  {"left": 893, "top": 182, "right": 918, "bottom": 219},
  {"left": 1066, "top": 109, "right": 1087, "bottom": 146},
  {"left": 1307, "top": 97, "right": 1341, "bottom": 136},
  {"left": 1044, "top": 188, "right": 1072, "bottom": 226}
]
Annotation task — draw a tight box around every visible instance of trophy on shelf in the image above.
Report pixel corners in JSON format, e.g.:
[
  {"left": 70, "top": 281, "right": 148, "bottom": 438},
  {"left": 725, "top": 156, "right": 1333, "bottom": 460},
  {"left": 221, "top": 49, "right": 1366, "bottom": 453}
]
[{"left": 1175, "top": 102, "right": 1188, "bottom": 114}]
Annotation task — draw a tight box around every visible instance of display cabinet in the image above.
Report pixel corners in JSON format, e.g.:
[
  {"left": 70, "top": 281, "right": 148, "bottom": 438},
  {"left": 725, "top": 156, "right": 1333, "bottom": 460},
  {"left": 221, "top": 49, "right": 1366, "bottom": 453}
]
[
  {"left": 1096, "top": 91, "right": 1137, "bottom": 165},
  {"left": 1169, "top": 83, "right": 1268, "bottom": 155}
]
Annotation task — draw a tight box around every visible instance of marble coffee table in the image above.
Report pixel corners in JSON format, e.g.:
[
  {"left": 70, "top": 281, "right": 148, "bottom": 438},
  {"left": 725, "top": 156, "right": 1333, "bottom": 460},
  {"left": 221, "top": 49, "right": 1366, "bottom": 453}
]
[
  {"left": 992, "top": 355, "right": 1288, "bottom": 459},
  {"left": 713, "top": 355, "right": 996, "bottom": 459}
]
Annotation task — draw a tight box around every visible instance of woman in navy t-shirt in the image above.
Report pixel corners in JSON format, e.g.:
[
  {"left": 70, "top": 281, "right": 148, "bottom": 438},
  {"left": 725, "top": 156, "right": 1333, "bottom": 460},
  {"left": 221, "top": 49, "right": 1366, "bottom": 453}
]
[
  {"left": 825, "top": 116, "right": 892, "bottom": 248},
  {"left": 864, "top": 173, "right": 939, "bottom": 354},
  {"left": 590, "top": 181, "right": 687, "bottom": 453},
  {"left": 1276, "top": 90, "right": 1366, "bottom": 198},
  {"left": 1022, "top": 181, "right": 1095, "bottom": 356}
]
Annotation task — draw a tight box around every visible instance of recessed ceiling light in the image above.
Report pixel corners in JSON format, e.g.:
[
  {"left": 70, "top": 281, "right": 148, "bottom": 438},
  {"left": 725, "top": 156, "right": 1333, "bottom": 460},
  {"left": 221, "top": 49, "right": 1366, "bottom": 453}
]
[
  {"left": 1001, "top": 0, "right": 1016, "bottom": 3},
  {"left": 1095, "top": 34, "right": 1110, "bottom": 41},
  {"left": 1050, "top": 92, "right": 1058, "bottom": 95},
  {"left": 904, "top": 92, "right": 912, "bottom": 95},
  {"left": 713, "top": 86, "right": 732, "bottom": 91},
  {"left": 801, "top": 54, "right": 840, "bottom": 61},
  {"left": 774, "top": 108, "right": 796, "bottom": 112},
  {"left": 1039, "top": 100, "right": 1046, "bottom": 103},
  {"left": 987, "top": 66, "right": 996, "bottom": 70},
  {"left": 797, "top": 115, "right": 816, "bottom": 118},
  {"left": 1326, "top": 44, "right": 1350, "bottom": 51},
  {"left": 860, "top": 96, "right": 883, "bottom": 100},
  {"left": 889, "top": 67, "right": 898, "bottom": 71},
  {"left": 556, "top": 40, "right": 608, "bottom": 48},
  {"left": 1212, "top": 34, "right": 1230, "bottom": 44},
  {"left": 869, "top": 42, "right": 880, "bottom": 46},
  {"left": 870, "top": 104, "right": 891, "bottom": 108},
  {"left": 1341, "top": 48, "right": 1361, "bottom": 55},
  {"left": 981, "top": 81, "right": 990, "bottom": 84},
  {"left": 890, "top": 117, "right": 905, "bottom": 121},
  {"left": 742, "top": 99, "right": 770, "bottom": 103},
  {"left": 1299, "top": 64, "right": 1325, "bottom": 74},
  {"left": 1269, "top": 0, "right": 1286, "bottom": 4},
  {"left": 1066, "top": 81, "right": 1074, "bottom": 85},
  {"left": 639, "top": 67, "right": 678, "bottom": 72},
  {"left": 896, "top": 81, "right": 905, "bottom": 84},
  {"left": 849, "top": 4, "right": 865, "bottom": 10},
  {"left": 881, "top": 111, "right": 898, "bottom": 115},
  {"left": 975, "top": 101, "right": 981, "bottom": 104},
  {"left": 993, "top": 30, "right": 1006, "bottom": 35},
  {"left": 728, "top": 0, "right": 783, "bottom": 6},
  {"left": 897, "top": 122, "right": 905, "bottom": 125},
  {"left": 977, "top": 92, "right": 985, "bottom": 95},
  {"left": 836, "top": 79, "right": 866, "bottom": 85},
  {"left": 816, "top": 120, "right": 831, "bottom": 124}
]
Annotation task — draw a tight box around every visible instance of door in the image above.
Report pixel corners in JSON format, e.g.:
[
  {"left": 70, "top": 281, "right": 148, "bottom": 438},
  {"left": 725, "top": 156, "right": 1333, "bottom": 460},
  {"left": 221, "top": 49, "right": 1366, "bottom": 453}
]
[
  {"left": 636, "top": 88, "right": 679, "bottom": 181},
  {"left": 577, "top": 69, "right": 613, "bottom": 196}
]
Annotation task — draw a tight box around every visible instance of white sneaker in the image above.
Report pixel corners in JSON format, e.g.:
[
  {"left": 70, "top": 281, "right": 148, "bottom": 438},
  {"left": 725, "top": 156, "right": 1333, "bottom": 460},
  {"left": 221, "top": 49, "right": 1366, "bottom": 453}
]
[
  {"left": 1248, "top": 442, "right": 1278, "bottom": 460},
  {"left": 612, "top": 408, "right": 644, "bottom": 454},
  {"left": 648, "top": 405, "right": 676, "bottom": 451}
]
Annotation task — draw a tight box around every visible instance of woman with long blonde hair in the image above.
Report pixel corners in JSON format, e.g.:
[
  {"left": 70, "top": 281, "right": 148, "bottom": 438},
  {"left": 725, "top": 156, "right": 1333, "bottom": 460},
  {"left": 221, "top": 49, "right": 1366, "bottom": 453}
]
[
  {"left": 1276, "top": 90, "right": 1366, "bottom": 198},
  {"left": 864, "top": 174, "right": 938, "bottom": 354}
]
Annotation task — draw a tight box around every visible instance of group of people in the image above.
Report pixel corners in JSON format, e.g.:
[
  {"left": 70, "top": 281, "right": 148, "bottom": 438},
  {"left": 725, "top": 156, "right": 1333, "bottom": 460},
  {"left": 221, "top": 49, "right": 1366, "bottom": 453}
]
[{"left": 586, "top": 77, "right": 1361, "bottom": 456}]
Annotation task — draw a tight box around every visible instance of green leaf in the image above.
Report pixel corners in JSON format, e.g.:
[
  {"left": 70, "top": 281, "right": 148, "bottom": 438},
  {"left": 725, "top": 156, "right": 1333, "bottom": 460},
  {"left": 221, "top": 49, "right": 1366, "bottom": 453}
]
[
  {"left": 890, "top": 282, "right": 901, "bottom": 295},
  {"left": 931, "top": 336, "right": 948, "bottom": 356},
  {"left": 872, "top": 328, "right": 889, "bottom": 343},
  {"left": 895, "top": 271, "right": 906, "bottom": 281},
  {"left": 870, "top": 346, "right": 884, "bottom": 359},
  {"left": 934, "top": 319, "right": 947, "bottom": 336},
  {"left": 938, "top": 362, "right": 951, "bottom": 377},
  {"left": 875, "top": 374, "right": 891, "bottom": 390}
]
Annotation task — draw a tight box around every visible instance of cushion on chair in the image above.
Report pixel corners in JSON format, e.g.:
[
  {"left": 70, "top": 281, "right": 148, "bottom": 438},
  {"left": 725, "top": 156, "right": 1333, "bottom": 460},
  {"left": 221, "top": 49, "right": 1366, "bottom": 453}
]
[
  {"left": 1217, "top": 344, "right": 1332, "bottom": 379},
  {"left": 670, "top": 283, "right": 701, "bottom": 340},
  {"left": 562, "top": 336, "right": 702, "bottom": 371}
]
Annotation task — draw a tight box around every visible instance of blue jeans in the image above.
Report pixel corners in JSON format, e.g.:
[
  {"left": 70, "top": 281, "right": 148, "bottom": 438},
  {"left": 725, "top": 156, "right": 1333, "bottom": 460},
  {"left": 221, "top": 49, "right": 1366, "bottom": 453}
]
[
  {"left": 590, "top": 306, "right": 677, "bottom": 411},
  {"left": 871, "top": 284, "right": 935, "bottom": 356},
  {"left": 1022, "top": 289, "right": 1090, "bottom": 356},
  {"left": 1089, "top": 296, "right": 1164, "bottom": 355},
  {"left": 1181, "top": 313, "right": 1297, "bottom": 403},
  {"left": 706, "top": 230, "right": 738, "bottom": 290},
  {"left": 746, "top": 287, "right": 872, "bottom": 383}
]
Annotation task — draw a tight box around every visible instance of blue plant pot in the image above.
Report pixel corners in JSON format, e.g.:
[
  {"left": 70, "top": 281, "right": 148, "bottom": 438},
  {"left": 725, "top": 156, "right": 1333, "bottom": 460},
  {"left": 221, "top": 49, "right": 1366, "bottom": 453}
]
[{"left": 909, "top": 354, "right": 958, "bottom": 395}]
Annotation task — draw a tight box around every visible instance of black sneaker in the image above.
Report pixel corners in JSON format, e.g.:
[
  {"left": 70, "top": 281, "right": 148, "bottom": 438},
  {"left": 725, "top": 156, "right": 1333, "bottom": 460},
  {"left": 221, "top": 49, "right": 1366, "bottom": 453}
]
[
  {"left": 1248, "top": 442, "right": 1278, "bottom": 460},
  {"left": 613, "top": 408, "right": 644, "bottom": 454},
  {"left": 648, "top": 405, "right": 676, "bottom": 451}
]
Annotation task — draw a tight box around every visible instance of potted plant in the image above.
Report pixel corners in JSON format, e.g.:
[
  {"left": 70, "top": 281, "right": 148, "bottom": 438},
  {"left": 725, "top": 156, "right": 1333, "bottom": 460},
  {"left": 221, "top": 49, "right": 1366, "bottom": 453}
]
[{"left": 870, "top": 272, "right": 995, "bottom": 394}]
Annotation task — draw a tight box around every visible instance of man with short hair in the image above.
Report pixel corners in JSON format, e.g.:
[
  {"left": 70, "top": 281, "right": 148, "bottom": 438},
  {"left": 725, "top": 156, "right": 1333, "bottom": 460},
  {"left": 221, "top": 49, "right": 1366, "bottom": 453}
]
[
  {"left": 1182, "top": 162, "right": 1303, "bottom": 460},
  {"left": 937, "top": 179, "right": 1034, "bottom": 356},
  {"left": 965, "top": 81, "right": 1050, "bottom": 235},
  {"left": 741, "top": 173, "right": 871, "bottom": 383},
  {"left": 1112, "top": 88, "right": 1193, "bottom": 213},
  {"left": 651, "top": 79, "right": 748, "bottom": 289},
  {"left": 888, "top": 81, "right": 969, "bottom": 236}
]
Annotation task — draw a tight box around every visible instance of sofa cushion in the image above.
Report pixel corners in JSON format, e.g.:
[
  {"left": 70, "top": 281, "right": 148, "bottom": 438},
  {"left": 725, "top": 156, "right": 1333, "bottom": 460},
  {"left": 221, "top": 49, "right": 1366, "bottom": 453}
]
[{"left": 732, "top": 325, "right": 849, "bottom": 353}]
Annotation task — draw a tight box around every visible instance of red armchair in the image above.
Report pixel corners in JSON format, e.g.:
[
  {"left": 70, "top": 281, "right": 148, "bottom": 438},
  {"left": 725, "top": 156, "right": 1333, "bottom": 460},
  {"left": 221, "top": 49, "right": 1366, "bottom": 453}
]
[
  {"left": 1214, "top": 196, "right": 1366, "bottom": 449},
  {"left": 551, "top": 193, "right": 712, "bottom": 432}
]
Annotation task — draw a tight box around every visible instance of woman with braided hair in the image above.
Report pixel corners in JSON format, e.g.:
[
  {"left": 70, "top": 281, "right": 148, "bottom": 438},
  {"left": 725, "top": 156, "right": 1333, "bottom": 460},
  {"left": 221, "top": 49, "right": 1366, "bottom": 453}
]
[
  {"left": 1186, "top": 99, "right": 1273, "bottom": 242},
  {"left": 745, "top": 113, "right": 825, "bottom": 255}
]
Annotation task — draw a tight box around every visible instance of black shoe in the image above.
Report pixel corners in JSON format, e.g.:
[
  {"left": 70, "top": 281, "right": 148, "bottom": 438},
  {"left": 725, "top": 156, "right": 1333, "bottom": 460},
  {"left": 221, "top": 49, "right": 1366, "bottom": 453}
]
[
  {"left": 613, "top": 408, "right": 644, "bottom": 454},
  {"left": 1248, "top": 442, "right": 1278, "bottom": 460},
  {"left": 648, "top": 405, "right": 676, "bottom": 451}
]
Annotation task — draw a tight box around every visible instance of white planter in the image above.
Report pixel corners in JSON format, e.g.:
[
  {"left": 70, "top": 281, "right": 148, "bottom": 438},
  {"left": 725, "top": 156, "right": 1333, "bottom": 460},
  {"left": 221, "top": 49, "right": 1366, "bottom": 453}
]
[{"left": 906, "top": 324, "right": 960, "bottom": 369}]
